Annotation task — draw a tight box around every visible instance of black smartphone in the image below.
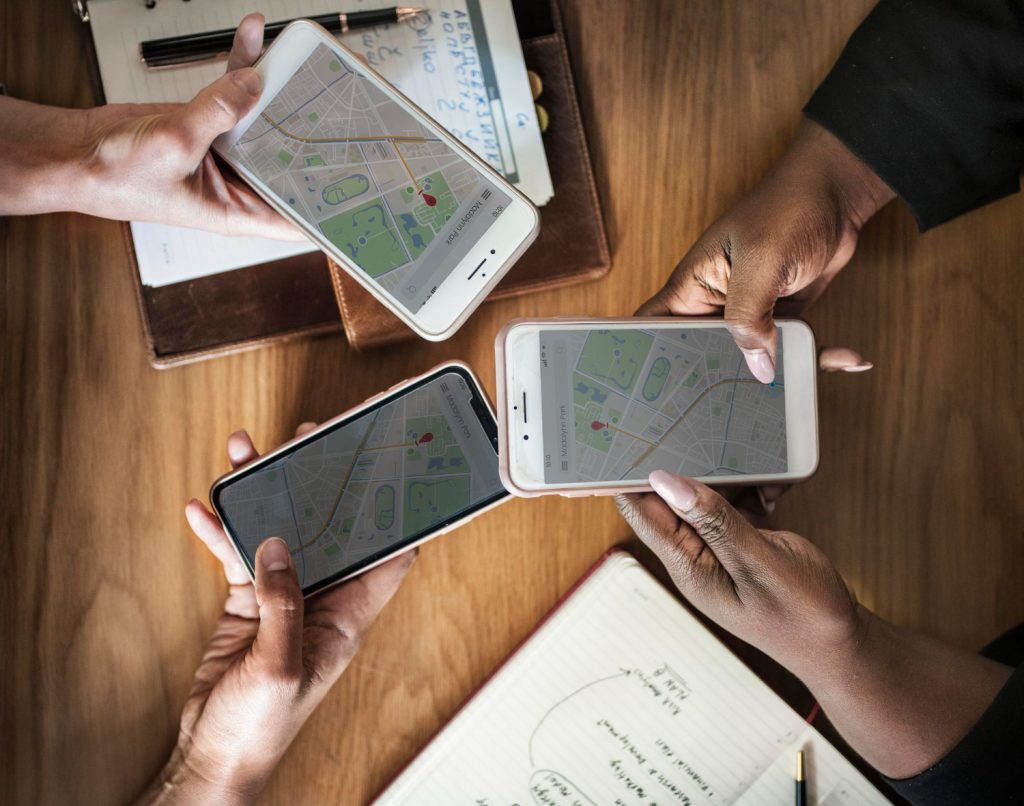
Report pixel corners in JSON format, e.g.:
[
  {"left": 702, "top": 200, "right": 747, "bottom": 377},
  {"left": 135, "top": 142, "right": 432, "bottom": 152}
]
[{"left": 210, "top": 362, "right": 507, "bottom": 596}]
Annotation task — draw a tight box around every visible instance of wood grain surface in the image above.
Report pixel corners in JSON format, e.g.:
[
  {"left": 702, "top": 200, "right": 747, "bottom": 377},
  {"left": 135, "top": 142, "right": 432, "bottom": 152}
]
[{"left": 3, "top": 1, "right": 1022, "bottom": 803}]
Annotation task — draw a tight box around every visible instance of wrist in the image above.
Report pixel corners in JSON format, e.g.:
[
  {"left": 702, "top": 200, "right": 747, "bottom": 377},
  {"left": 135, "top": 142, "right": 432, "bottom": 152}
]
[
  {"left": 0, "top": 97, "right": 94, "bottom": 216},
  {"left": 785, "top": 603, "right": 879, "bottom": 687},
  {"left": 136, "top": 742, "right": 269, "bottom": 806},
  {"left": 792, "top": 118, "right": 896, "bottom": 230}
]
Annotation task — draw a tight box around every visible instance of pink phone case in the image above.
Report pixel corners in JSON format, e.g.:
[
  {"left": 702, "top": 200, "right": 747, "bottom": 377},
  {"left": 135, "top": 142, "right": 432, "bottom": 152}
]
[
  {"left": 494, "top": 316, "right": 818, "bottom": 498},
  {"left": 210, "top": 361, "right": 507, "bottom": 593}
]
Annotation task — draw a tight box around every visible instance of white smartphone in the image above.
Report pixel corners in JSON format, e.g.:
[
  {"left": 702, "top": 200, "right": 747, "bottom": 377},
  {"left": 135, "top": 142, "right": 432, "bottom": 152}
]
[
  {"left": 496, "top": 318, "right": 819, "bottom": 496},
  {"left": 210, "top": 362, "right": 507, "bottom": 595},
  {"left": 213, "top": 21, "right": 539, "bottom": 341}
]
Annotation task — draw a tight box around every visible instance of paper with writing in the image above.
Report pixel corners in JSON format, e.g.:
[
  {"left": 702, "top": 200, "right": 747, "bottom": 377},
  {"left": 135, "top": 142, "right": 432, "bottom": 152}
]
[
  {"left": 375, "top": 553, "right": 890, "bottom": 805},
  {"left": 86, "top": 0, "right": 550, "bottom": 287}
]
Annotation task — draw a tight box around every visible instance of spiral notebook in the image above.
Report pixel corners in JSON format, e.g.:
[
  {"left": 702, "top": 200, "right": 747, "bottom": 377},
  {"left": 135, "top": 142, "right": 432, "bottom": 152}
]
[{"left": 375, "top": 551, "right": 891, "bottom": 805}]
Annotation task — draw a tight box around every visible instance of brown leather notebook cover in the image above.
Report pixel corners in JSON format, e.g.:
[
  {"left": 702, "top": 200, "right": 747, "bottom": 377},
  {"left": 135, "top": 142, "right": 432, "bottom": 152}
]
[
  {"left": 96, "top": 0, "right": 606, "bottom": 364},
  {"left": 126, "top": 229, "right": 343, "bottom": 368},
  {"left": 78, "top": 20, "right": 344, "bottom": 368},
  {"left": 331, "top": 3, "right": 611, "bottom": 350}
]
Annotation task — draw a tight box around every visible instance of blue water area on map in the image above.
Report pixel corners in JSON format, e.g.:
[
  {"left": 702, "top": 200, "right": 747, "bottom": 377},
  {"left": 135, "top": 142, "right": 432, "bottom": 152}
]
[{"left": 575, "top": 381, "right": 608, "bottom": 403}]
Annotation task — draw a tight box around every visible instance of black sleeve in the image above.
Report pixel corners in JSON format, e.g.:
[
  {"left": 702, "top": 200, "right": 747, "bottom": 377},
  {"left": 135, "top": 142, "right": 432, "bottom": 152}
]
[
  {"left": 886, "top": 662, "right": 1024, "bottom": 805},
  {"left": 804, "top": 0, "right": 1024, "bottom": 231}
]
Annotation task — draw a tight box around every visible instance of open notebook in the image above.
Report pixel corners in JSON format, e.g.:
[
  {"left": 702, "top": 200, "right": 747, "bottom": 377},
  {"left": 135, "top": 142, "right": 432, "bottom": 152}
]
[
  {"left": 84, "top": 0, "right": 552, "bottom": 287},
  {"left": 375, "top": 552, "right": 891, "bottom": 805}
]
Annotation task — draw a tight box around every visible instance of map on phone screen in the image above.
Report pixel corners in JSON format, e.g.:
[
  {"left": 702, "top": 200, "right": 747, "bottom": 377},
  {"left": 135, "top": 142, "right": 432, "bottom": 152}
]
[
  {"left": 227, "top": 42, "right": 513, "bottom": 314},
  {"left": 539, "top": 328, "right": 788, "bottom": 483},
  {"left": 215, "top": 371, "right": 505, "bottom": 589}
]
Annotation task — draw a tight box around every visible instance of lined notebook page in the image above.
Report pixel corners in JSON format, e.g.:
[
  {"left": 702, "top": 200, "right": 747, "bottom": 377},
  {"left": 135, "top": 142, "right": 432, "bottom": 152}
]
[
  {"left": 86, "top": 0, "right": 551, "bottom": 287},
  {"left": 376, "top": 553, "right": 890, "bottom": 805}
]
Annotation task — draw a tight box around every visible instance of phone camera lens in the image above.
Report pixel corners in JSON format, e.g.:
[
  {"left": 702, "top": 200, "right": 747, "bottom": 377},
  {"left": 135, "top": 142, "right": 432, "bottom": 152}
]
[
  {"left": 490, "top": 249, "right": 496, "bottom": 255},
  {"left": 523, "top": 435, "right": 529, "bottom": 440}
]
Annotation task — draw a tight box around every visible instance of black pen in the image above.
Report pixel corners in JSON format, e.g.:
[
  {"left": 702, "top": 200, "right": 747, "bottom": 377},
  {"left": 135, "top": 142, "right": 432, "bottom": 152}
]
[
  {"left": 140, "top": 6, "right": 426, "bottom": 68},
  {"left": 795, "top": 750, "right": 807, "bottom": 806}
]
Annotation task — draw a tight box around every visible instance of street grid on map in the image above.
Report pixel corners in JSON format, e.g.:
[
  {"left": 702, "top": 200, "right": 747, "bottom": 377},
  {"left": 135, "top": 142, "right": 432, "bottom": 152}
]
[
  {"left": 217, "top": 379, "right": 499, "bottom": 588},
  {"left": 229, "top": 43, "right": 485, "bottom": 298},
  {"left": 548, "top": 329, "right": 787, "bottom": 481}
]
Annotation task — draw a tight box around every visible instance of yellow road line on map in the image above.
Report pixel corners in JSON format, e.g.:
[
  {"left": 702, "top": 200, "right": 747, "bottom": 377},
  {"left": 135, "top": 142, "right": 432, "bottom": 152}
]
[
  {"left": 391, "top": 141, "right": 424, "bottom": 191},
  {"left": 626, "top": 379, "right": 764, "bottom": 470},
  {"left": 601, "top": 422, "right": 657, "bottom": 446},
  {"left": 259, "top": 111, "right": 429, "bottom": 145},
  {"left": 292, "top": 419, "right": 378, "bottom": 555}
]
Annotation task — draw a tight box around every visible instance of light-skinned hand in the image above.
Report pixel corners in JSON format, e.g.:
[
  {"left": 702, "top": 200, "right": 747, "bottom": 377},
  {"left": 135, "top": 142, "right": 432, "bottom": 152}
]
[
  {"left": 137, "top": 424, "right": 415, "bottom": 805},
  {"left": 2, "top": 14, "right": 300, "bottom": 240},
  {"left": 639, "top": 120, "right": 895, "bottom": 383},
  {"left": 82, "top": 13, "right": 301, "bottom": 238}
]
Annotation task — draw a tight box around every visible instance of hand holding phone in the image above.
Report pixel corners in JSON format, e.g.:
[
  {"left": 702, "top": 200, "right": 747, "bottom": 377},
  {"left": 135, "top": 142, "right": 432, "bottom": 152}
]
[
  {"left": 496, "top": 318, "right": 819, "bottom": 496},
  {"left": 211, "top": 362, "right": 507, "bottom": 595},
  {"left": 138, "top": 424, "right": 414, "bottom": 805},
  {"left": 213, "top": 21, "right": 539, "bottom": 340}
]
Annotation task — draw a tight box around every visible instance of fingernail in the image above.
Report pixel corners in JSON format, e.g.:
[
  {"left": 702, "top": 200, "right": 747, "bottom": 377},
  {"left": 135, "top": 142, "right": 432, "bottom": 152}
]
[
  {"left": 842, "top": 362, "right": 874, "bottom": 373},
  {"left": 756, "top": 487, "right": 777, "bottom": 514},
  {"left": 232, "top": 67, "right": 262, "bottom": 97},
  {"left": 649, "top": 470, "right": 698, "bottom": 512},
  {"left": 259, "top": 538, "right": 291, "bottom": 572},
  {"left": 742, "top": 349, "right": 775, "bottom": 384}
]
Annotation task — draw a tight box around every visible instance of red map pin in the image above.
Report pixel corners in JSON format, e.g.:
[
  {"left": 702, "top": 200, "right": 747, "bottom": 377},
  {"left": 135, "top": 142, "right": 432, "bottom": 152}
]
[
  {"left": 419, "top": 190, "right": 437, "bottom": 207},
  {"left": 591, "top": 421, "right": 606, "bottom": 431},
  {"left": 416, "top": 432, "right": 434, "bottom": 446}
]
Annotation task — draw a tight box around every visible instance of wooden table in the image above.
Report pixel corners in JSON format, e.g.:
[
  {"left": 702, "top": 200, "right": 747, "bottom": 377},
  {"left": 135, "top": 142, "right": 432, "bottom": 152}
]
[{"left": 3, "top": 1, "right": 1022, "bottom": 802}]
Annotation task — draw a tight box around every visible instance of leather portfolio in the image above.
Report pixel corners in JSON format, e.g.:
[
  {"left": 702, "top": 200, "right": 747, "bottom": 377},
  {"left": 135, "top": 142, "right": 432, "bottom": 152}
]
[
  {"left": 85, "top": 0, "right": 608, "bottom": 365},
  {"left": 331, "top": 0, "right": 611, "bottom": 350}
]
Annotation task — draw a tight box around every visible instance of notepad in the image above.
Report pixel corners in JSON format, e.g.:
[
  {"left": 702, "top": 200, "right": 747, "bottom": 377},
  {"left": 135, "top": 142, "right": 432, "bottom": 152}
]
[
  {"left": 84, "top": 0, "right": 552, "bottom": 287},
  {"left": 375, "top": 552, "right": 891, "bottom": 805}
]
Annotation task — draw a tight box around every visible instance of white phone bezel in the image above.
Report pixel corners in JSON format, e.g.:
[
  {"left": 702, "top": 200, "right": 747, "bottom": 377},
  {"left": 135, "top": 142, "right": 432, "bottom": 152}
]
[
  {"left": 212, "top": 20, "right": 539, "bottom": 341},
  {"left": 501, "top": 319, "right": 819, "bottom": 493}
]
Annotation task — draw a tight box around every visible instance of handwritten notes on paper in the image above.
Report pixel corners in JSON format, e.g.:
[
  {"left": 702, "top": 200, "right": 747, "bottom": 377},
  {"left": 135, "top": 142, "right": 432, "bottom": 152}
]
[
  {"left": 375, "top": 553, "right": 890, "bottom": 805},
  {"left": 351, "top": 1, "right": 552, "bottom": 204}
]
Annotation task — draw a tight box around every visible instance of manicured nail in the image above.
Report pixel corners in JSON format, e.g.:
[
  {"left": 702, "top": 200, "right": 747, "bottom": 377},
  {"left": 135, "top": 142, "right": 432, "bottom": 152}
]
[
  {"left": 649, "top": 470, "right": 698, "bottom": 512},
  {"left": 259, "top": 538, "right": 291, "bottom": 572},
  {"left": 742, "top": 349, "right": 775, "bottom": 384},
  {"left": 756, "top": 487, "right": 777, "bottom": 514},
  {"left": 232, "top": 67, "right": 261, "bottom": 97},
  {"left": 842, "top": 362, "right": 874, "bottom": 373}
]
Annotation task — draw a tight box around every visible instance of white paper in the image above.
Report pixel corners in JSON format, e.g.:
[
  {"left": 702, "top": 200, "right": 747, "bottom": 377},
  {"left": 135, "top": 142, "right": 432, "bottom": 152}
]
[
  {"left": 86, "top": 0, "right": 551, "bottom": 287},
  {"left": 376, "top": 553, "right": 891, "bottom": 805}
]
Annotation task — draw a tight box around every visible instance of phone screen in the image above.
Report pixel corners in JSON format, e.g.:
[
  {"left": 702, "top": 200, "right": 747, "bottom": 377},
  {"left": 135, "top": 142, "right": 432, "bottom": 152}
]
[
  {"left": 227, "top": 42, "right": 513, "bottom": 314},
  {"left": 537, "top": 328, "right": 788, "bottom": 483},
  {"left": 214, "top": 369, "right": 506, "bottom": 593}
]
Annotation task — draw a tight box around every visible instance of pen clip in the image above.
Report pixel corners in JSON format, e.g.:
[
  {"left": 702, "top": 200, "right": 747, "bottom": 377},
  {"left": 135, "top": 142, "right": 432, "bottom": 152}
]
[{"left": 71, "top": 0, "right": 89, "bottom": 22}]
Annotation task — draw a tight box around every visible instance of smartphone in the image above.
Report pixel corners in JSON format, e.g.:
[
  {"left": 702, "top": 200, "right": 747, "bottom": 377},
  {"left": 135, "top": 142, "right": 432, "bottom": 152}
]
[
  {"left": 212, "top": 21, "right": 539, "bottom": 341},
  {"left": 210, "top": 362, "right": 508, "bottom": 595},
  {"left": 496, "top": 318, "right": 819, "bottom": 496}
]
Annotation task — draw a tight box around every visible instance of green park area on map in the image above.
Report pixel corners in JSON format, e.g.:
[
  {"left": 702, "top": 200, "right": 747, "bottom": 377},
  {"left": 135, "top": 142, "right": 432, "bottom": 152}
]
[
  {"left": 321, "top": 199, "right": 407, "bottom": 278},
  {"left": 318, "top": 171, "right": 460, "bottom": 278},
  {"left": 573, "top": 373, "right": 616, "bottom": 454},
  {"left": 402, "top": 477, "right": 471, "bottom": 535},
  {"left": 577, "top": 330, "right": 654, "bottom": 393},
  {"left": 397, "top": 415, "right": 472, "bottom": 536}
]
